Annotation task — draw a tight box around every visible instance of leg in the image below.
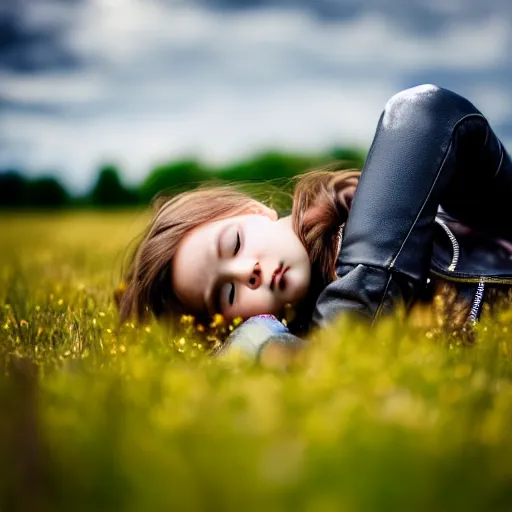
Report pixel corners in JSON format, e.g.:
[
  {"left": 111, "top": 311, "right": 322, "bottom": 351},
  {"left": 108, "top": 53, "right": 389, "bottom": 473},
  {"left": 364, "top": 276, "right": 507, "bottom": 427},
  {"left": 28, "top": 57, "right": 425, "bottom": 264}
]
[{"left": 312, "top": 84, "right": 512, "bottom": 327}]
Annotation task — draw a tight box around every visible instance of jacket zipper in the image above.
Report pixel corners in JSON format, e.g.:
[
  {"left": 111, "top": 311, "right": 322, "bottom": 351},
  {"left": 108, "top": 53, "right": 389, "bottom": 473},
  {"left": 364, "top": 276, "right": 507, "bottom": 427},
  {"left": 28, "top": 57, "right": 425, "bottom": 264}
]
[
  {"left": 468, "top": 280, "right": 486, "bottom": 323},
  {"left": 433, "top": 217, "right": 512, "bottom": 284},
  {"left": 434, "top": 218, "right": 488, "bottom": 322},
  {"left": 434, "top": 218, "right": 460, "bottom": 271}
]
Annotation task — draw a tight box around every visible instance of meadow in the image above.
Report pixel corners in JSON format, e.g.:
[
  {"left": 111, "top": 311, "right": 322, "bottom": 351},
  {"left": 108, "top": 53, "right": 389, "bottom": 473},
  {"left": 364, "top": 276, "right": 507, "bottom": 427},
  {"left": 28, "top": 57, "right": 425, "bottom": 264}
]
[{"left": 1, "top": 210, "right": 512, "bottom": 511}]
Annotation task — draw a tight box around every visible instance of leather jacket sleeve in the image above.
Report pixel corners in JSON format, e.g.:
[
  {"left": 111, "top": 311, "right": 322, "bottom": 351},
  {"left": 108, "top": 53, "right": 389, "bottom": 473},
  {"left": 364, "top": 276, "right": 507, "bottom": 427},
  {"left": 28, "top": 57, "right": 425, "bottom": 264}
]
[{"left": 312, "top": 84, "right": 512, "bottom": 328}]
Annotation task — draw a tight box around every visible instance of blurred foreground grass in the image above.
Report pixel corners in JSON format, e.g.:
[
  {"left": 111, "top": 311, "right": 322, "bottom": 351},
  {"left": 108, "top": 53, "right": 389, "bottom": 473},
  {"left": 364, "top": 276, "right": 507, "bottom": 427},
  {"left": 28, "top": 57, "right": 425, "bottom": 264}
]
[{"left": 1, "top": 211, "right": 512, "bottom": 511}]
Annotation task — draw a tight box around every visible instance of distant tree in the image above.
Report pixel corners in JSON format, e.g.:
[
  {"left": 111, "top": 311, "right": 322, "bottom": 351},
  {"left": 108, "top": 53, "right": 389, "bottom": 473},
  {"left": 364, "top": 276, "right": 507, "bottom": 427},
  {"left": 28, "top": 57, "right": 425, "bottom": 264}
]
[
  {"left": 0, "top": 170, "right": 29, "bottom": 207},
  {"left": 27, "top": 176, "right": 70, "bottom": 208},
  {"left": 89, "top": 165, "right": 136, "bottom": 207},
  {"left": 328, "top": 146, "right": 366, "bottom": 168},
  {"left": 218, "top": 152, "right": 326, "bottom": 182},
  {"left": 139, "top": 159, "right": 208, "bottom": 203}
]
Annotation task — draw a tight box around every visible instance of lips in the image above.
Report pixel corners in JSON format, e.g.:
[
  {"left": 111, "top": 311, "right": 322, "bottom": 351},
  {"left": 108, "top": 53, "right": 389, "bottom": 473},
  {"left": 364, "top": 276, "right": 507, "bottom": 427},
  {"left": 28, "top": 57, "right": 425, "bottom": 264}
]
[
  {"left": 270, "top": 262, "right": 289, "bottom": 292},
  {"left": 277, "top": 267, "right": 289, "bottom": 291}
]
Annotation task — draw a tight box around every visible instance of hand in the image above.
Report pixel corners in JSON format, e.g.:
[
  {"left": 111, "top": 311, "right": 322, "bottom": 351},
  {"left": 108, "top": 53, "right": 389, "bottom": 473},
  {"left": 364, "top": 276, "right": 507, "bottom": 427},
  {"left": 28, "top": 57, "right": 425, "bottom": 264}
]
[{"left": 215, "top": 314, "right": 304, "bottom": 362}]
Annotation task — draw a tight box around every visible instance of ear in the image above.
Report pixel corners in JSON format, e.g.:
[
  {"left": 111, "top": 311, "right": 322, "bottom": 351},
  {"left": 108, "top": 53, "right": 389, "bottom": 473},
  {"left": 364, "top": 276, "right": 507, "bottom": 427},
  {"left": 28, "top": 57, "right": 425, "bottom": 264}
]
[
  {"left": 335, "top": 177, "right": 358, "bottom": 211},
  {"left": 247, "top": 201, "right": 278, "bottom": 221}
]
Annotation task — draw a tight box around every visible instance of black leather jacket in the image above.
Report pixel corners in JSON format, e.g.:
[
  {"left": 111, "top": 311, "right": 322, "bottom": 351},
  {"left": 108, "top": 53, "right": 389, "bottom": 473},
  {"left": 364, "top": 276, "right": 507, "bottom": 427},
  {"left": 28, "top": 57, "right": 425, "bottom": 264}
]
[
  {"left": 219, "top": 85, "right": 512, "bottom": 359},
  {"left": 313, "top": 84, "right": 512, "bottom": 329}
]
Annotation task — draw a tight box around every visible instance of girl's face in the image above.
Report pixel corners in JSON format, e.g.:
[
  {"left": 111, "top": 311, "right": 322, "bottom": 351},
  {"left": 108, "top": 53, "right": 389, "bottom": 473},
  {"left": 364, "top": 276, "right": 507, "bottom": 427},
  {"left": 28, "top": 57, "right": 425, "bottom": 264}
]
[{"left": 171, "top": 207, "right": 311, "bottom": 321}]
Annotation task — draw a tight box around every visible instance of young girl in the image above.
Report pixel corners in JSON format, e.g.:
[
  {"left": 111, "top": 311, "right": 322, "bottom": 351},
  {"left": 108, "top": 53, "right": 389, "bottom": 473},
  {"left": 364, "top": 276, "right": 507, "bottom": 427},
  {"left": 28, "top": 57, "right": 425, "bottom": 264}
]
[{"left": 117, "top": 84, "right": 512, "bottom": 353}]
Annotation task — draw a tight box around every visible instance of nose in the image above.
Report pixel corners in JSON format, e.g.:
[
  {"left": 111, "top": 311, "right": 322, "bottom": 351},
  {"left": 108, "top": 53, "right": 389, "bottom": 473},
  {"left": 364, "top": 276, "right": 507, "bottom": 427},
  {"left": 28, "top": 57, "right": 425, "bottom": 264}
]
[
  {"left": 229, "top": 260, "right": 262, "bottom": 290},
  {"left": 248, "top": 261, "right": 262, "bottom": 289}
]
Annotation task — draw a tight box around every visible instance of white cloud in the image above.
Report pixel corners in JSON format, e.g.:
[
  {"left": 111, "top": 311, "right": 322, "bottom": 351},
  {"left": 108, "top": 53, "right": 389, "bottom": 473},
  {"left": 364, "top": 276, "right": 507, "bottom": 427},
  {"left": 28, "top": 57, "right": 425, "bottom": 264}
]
[
  {"left": 0, "top": 72, "right": 108, "bottom": 104},
  {"left": 308, "top": 14, "right": 509, "bottom": 70},
  {"left": 464, "top": 83, "right": 512, "bottom": 122}
]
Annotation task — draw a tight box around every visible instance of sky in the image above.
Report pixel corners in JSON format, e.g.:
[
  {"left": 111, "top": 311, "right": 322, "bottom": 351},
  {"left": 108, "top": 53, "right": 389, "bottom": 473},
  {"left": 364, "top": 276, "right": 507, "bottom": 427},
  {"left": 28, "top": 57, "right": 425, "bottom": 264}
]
[{"left": 1, "top": 0, "right": 512, "bottom": 193}]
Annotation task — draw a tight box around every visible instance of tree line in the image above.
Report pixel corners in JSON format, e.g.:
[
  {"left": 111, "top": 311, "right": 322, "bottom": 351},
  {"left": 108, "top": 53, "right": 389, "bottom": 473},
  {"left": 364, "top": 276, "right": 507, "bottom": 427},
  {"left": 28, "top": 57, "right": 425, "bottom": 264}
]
[{"left": 0, "top": 147, "right": 365, "bottom": 209}]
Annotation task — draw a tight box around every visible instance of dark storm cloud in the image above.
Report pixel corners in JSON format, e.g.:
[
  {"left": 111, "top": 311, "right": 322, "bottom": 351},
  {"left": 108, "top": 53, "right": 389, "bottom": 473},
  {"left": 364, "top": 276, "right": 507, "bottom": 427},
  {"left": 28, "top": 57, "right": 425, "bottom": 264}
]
[
  {"left": 2, "top": 0, "right": 511, "bottom": 77},
  {"left": 0, "top": 0, "right": 81, "bottom": 73},
  {"left": 187, "top": 0, "right": 512, "bottom": 31}
]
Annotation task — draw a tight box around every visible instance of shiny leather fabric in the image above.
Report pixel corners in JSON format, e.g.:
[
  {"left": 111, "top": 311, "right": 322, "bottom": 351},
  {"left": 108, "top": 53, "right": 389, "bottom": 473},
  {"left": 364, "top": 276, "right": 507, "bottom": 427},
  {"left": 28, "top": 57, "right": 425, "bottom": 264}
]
[{"left": 312, "top": 84, "right": 512, "bottom": 329}]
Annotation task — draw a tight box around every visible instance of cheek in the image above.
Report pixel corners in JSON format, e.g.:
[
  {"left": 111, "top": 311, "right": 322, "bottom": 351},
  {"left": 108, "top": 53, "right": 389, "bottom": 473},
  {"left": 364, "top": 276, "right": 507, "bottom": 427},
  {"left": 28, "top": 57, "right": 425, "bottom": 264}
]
[
  {"left": 245, "top": 217, "right": 309, "bottom": 273},
  {"left": 253, "top": 223, "right": 297, "bottom": 256}
]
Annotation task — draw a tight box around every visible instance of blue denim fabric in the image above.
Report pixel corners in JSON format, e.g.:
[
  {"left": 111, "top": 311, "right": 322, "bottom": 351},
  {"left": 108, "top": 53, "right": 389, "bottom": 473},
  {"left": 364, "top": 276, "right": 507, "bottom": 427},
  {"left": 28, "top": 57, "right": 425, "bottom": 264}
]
[{"left": 216, "top": 314, "right": 304, "bottom": 359}]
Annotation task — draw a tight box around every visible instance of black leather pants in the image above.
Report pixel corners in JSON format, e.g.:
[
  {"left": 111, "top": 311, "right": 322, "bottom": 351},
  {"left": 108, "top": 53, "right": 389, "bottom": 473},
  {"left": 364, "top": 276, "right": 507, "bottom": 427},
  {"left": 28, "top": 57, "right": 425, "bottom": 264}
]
[{"left": 312, "top": 84, "right": 512, "bottom": 327}]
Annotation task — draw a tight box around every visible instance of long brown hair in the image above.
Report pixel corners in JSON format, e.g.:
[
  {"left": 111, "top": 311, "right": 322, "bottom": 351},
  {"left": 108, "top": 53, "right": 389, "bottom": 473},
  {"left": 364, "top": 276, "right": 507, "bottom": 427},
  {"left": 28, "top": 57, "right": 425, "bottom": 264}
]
[{"left": 116, "top": 163, "right": 360, "bottom": 333}]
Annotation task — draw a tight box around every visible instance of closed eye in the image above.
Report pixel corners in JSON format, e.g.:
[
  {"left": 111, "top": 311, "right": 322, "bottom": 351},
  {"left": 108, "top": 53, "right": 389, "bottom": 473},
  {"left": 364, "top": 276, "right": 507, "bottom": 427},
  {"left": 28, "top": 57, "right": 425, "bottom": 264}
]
[
  {"left": 234, "top": 232, "right": 241, "bottom": 255},
  {"left": 228, "top": 232, "right": 240, "bottom": 304},
  {"left": 216, "top": 229, "right": 240, "bottom": 310},
  {"left": 219, "top": 282, "right": 236, "bottom": 308}
]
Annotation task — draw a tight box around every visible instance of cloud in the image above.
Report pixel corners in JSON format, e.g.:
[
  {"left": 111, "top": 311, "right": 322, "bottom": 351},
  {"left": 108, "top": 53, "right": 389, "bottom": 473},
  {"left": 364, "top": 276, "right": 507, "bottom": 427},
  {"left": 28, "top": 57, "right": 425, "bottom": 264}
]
[
  {"left": 0, "top": 0, "right": 81, "bottom": 72},
  {"left": 1, "top": 0, "right": 512, "bottom": 192}
]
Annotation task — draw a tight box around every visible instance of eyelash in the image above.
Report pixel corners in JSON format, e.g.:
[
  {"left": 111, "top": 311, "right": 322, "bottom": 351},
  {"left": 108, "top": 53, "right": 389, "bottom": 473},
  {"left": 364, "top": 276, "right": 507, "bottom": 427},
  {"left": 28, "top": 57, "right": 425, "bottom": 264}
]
[
  {"left": 228, "top": 232, "right": 240, "bottom": 305},
  {"left": 234, "top": 232, "right": 241, "bottom": 255}
]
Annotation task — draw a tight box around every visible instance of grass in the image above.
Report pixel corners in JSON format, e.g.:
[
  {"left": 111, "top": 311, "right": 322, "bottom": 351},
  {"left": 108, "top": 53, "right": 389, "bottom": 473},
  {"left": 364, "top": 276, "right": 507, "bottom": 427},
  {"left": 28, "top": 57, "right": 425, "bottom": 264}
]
[{"left": 1, "top": 210, "right": 512, "bottom": 511}]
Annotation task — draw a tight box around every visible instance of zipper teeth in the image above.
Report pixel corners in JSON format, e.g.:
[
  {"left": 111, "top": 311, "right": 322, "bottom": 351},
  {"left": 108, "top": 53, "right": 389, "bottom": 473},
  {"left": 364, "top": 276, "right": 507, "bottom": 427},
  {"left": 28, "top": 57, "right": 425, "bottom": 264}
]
[
  {"left": 432, "top": 218, "right": 512, "bottom": 284},
  {"left": 434, "top": 218, "right": 460, "bottom": 271},
  {"left": 469, "top": 280, "right": 485, "bottom": 323}
]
